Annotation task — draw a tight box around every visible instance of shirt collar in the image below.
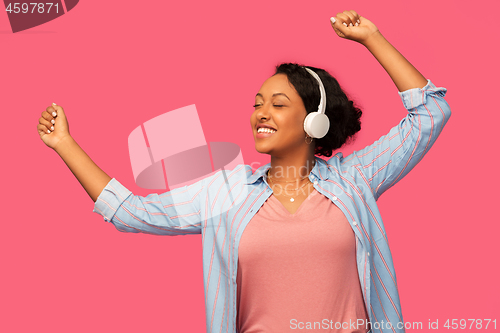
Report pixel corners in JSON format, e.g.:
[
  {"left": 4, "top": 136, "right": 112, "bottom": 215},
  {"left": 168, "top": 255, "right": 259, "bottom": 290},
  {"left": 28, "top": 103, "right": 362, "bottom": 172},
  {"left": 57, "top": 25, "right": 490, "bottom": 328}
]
[{"left": 244, "top": 156, "right": 330, "bottom": 185}]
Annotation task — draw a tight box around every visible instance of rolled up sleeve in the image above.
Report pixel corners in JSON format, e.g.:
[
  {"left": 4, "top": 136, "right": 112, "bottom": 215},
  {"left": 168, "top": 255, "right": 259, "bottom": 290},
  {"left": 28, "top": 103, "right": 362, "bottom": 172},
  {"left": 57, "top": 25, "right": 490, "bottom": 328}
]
[
  {"left": 343, "top": 79, "right": 451, "bottom": 200},
  {"left": 93, "top": 178, "right": 204, "bottom": 235}
]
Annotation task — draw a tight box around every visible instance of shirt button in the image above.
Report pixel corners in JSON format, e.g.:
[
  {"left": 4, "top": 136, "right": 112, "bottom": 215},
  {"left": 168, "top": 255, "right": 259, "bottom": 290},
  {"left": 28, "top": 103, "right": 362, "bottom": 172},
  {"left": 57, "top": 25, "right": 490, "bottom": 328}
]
[
  {"left": 353, "top": 221, "right": 357, "bottom": 226},
  {"left": 313, "top": 181, "right": 318, "bottom": 185},
  {"left": 367, "top": 252, "right": 370, "bottom": 257},
  {"left": 332, "top": 196, "right": 337, "bottom": 201}
]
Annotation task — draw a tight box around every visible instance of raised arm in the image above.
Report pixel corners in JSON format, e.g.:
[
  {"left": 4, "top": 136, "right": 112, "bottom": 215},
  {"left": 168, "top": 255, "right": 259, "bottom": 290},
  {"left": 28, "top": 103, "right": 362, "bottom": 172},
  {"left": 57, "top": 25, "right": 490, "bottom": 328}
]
[
  {"left": 37, "top": 103, "right": 111, "bottom": 202},
  {"left": 37, "top": 104, "right": 204, "bottom": 235},
  {"left": 327, "top": 11, "right": 451, "bottom": 200},
  {"left": 330, "top": 10, "right": 428, "bottom": 91}
]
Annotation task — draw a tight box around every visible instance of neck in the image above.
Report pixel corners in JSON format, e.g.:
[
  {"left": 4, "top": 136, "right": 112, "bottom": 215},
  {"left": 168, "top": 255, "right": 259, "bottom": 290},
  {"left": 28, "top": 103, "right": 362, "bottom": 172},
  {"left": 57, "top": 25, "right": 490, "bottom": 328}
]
[{"left": 268, "top": 152, "right": 316, "bottom": 182}]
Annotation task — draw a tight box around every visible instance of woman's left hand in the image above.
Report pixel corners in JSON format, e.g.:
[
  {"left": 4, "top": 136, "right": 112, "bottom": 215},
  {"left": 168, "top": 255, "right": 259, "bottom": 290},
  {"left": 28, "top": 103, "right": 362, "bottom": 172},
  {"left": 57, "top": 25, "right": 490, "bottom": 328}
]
[{"left": 330, "top": 10, "right": 380, "bottom": 45}]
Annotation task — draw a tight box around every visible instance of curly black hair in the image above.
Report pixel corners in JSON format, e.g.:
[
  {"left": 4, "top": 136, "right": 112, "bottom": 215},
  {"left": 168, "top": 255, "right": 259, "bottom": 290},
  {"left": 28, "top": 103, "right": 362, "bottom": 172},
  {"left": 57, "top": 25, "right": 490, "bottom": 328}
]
[{"left": 274, "top": 63, "right": 363, "bottom": 157}]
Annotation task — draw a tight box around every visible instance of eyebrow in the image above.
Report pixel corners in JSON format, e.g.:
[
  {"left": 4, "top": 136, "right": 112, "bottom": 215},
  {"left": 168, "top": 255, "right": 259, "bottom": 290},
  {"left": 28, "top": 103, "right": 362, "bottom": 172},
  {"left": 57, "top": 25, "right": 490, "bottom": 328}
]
[{"left": 255, "top": 92, "right": 290, "bottom": 101}]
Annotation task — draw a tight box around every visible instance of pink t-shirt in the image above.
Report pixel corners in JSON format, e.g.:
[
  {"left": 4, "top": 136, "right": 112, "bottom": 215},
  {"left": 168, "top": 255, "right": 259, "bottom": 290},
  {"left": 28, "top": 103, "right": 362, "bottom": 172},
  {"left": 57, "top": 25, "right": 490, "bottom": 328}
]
[{"left": 236, "top": 189, "right": 370, "bottom": 333}]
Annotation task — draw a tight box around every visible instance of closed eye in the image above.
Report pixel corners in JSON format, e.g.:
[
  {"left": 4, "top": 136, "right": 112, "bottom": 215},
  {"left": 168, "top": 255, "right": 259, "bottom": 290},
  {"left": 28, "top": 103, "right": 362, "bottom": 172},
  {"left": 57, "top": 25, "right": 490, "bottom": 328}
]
[{"left": 252, "top": 104, "right": 284, "bottom": 108}]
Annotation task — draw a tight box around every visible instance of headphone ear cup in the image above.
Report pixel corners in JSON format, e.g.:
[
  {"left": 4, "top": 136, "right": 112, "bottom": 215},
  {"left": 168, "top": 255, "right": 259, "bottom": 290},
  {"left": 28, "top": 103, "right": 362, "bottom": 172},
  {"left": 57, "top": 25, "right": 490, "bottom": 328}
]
[{"left": 304, "top": 112, "right": 330, "bottom": 139}]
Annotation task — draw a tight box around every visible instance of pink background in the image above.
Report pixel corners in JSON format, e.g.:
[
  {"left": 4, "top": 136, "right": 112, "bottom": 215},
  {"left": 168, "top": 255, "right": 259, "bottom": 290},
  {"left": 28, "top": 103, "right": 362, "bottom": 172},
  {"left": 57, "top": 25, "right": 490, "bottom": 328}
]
[{"left": 1, "top": 0, "right": 499, "bottom": 332}]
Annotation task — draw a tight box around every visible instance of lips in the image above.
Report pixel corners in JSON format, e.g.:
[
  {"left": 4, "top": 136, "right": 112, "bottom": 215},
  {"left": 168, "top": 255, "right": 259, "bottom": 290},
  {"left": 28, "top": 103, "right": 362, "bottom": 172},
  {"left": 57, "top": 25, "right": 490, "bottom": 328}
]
[{"left": 256, "top": 124, "right": 277, "bottom": 131}]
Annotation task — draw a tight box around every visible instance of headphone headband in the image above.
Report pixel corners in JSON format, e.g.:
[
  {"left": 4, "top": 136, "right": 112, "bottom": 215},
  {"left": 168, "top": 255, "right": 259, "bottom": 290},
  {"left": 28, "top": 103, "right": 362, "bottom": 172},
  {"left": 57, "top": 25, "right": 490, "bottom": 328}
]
[
  {"left": 303, "top": 67, "right": 326, "bottom": 114},
  {"left": 302, "top": 66, "right": 330, "bottom": 139}
]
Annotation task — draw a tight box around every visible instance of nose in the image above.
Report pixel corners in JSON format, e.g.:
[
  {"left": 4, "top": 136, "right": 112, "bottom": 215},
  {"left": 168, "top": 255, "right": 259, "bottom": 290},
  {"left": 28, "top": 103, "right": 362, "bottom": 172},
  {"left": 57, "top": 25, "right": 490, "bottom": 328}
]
[{"left": 254, "top": 103, "right": 271, "bottom": 121}]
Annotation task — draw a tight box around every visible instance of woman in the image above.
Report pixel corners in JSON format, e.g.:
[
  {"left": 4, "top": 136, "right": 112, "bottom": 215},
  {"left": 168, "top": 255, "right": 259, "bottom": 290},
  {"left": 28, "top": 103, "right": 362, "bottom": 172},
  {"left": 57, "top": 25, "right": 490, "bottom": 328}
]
[{"left": 37, "top": 10, "right": 451, "bottom": 333}]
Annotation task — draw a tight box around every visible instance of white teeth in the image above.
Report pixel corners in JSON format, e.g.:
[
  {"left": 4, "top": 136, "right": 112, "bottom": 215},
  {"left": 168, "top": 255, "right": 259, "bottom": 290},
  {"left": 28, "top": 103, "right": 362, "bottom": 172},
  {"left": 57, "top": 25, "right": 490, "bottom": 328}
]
[{"left": 257, "top": 127, "right": 276, "bottom": 134}]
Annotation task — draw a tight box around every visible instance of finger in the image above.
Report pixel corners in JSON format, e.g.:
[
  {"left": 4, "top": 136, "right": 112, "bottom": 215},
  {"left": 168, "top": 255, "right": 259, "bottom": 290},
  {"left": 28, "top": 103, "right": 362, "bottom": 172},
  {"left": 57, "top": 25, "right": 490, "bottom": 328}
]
[
  {"left": 51, "top": 103, "right": 65, "bottom": 120},
  {"left": 329, "top": 17, "right": 345, "bottom": 37},
  {"left": 330, "top": 16, "right": 347, "bottom": 38},
  {"left": 347, "top": 10, "right": 361, "bottom": 26},
  {"left": 333, "top": 13, "right": 352, "bottom": 35},
  {"left": 46, "top": 105, "right": 58, "bottom": 118},
  {"left": 41, "top": 110, "right": 56, "bottom": 126},
  {"left": 337, "top": 13, "right": 352, "bottom": 28},
  {"left": 39, "top": 116, "right": 54, "bottom": 132},
  {"left": 37, "top": 123, "right": 51, "bottom": 135},
  {"left": 343, "top": 10, "right": 356, "bottom": 27}
]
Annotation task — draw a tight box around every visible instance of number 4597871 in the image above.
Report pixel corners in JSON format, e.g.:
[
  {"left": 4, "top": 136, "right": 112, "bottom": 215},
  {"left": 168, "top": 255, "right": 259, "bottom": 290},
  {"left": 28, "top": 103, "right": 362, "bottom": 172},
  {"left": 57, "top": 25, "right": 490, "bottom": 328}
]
[
  {"left": 5, "top": 3, "right": 59, "bottom": 14},
  {"left": 443, "top": 319, "right": 496, "bottom": 330}
]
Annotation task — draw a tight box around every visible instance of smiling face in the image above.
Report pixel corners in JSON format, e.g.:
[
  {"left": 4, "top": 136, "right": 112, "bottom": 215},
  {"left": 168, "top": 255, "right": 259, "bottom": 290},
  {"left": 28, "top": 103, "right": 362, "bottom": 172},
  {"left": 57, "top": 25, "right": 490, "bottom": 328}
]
[{"left": 251, "top": 73, "right": 311, "bottom": 157}]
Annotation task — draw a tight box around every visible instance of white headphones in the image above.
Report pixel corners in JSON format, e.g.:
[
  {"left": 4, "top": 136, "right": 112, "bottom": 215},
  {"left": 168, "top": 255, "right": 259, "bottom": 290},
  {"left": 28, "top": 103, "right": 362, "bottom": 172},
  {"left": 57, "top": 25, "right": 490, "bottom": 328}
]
[{"left": 303, "top": 67, "right": 330, "bottom": 139}]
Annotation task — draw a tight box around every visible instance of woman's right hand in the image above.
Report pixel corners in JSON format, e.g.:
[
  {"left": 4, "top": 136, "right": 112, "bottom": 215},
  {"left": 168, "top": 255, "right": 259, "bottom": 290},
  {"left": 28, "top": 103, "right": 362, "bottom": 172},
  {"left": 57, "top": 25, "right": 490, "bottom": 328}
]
[
  {"left": 330, "top": 10, "right": 380, "bottom": 46},
  {"left": 37, "top": 103, "right": 71, "bottom": 151}
]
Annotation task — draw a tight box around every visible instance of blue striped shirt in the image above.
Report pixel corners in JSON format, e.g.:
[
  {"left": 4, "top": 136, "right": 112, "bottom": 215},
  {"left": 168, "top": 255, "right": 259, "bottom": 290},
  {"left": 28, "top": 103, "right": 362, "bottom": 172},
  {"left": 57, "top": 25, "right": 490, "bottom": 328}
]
[{"left": 93, "top": 79, "right": 451, "bottom": 333}]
